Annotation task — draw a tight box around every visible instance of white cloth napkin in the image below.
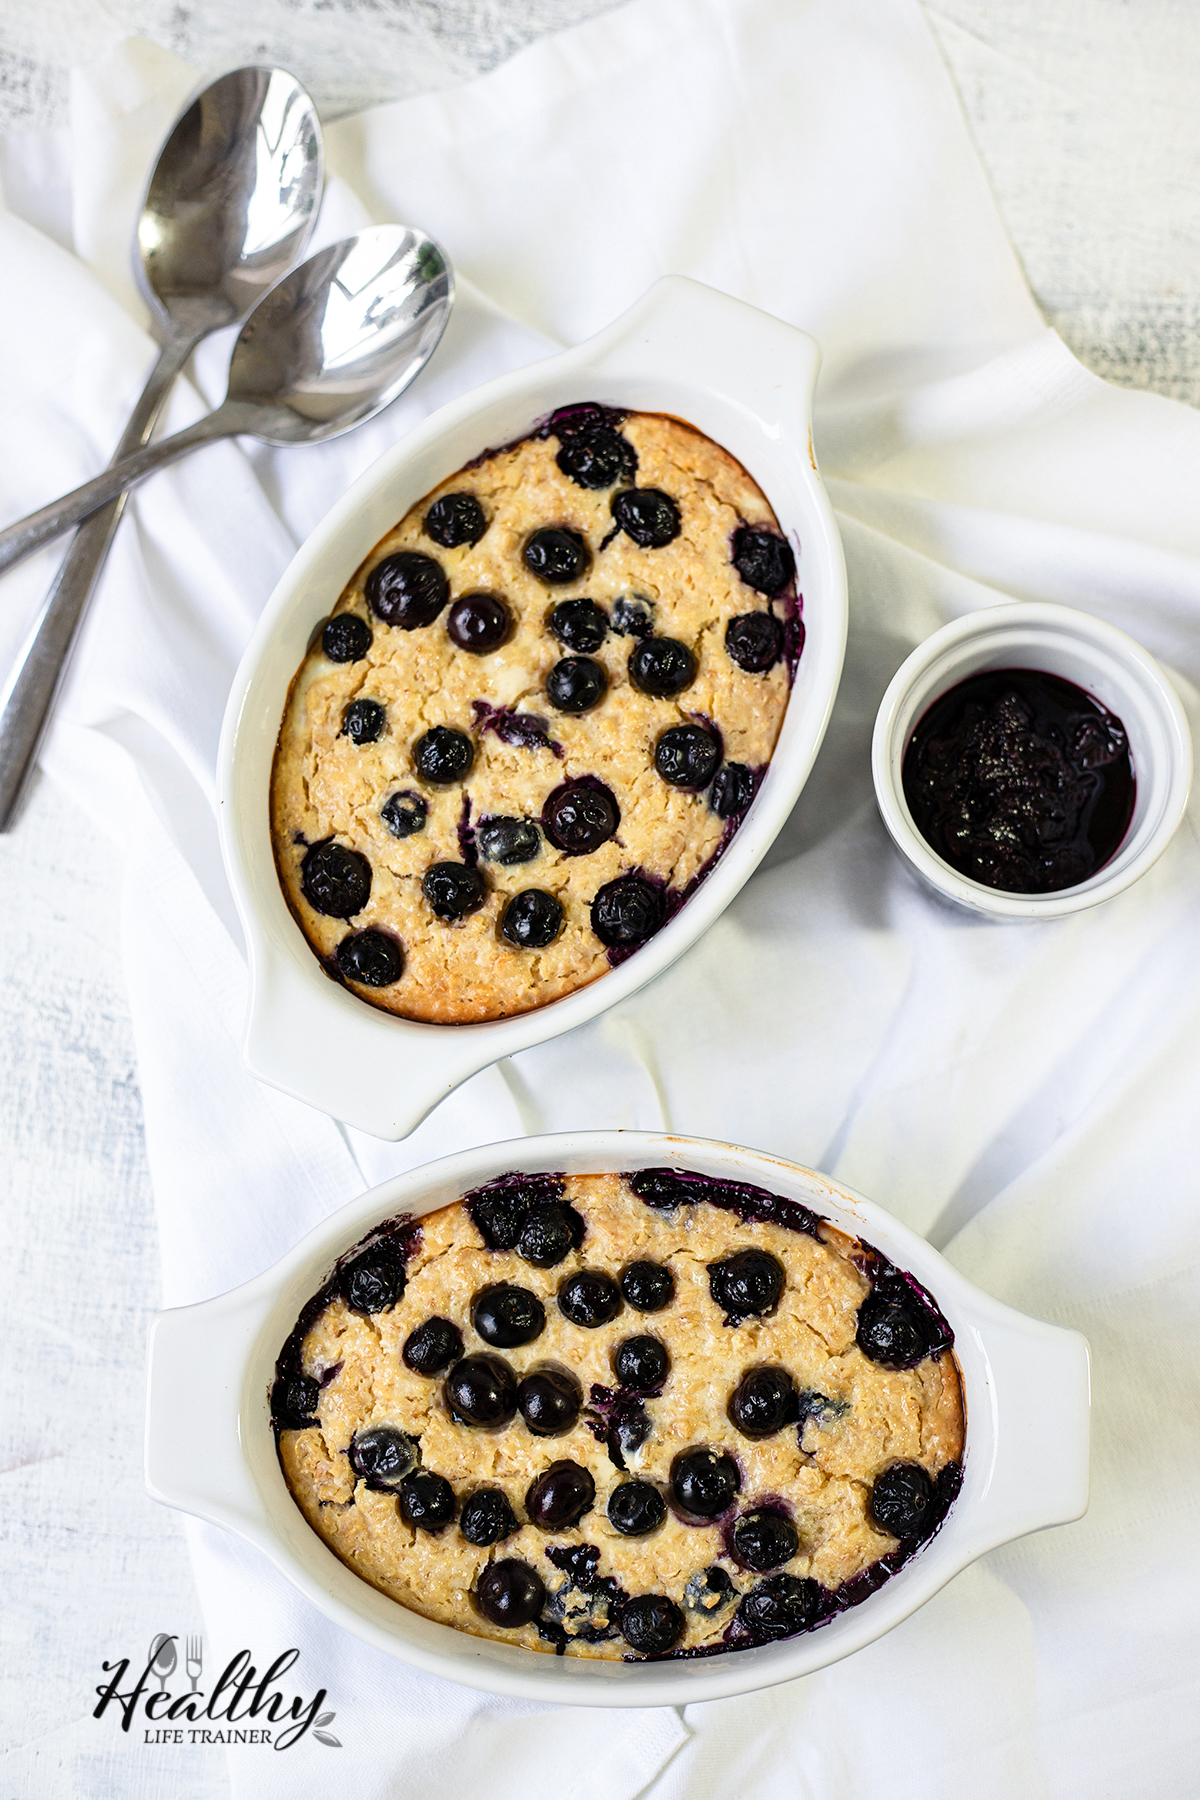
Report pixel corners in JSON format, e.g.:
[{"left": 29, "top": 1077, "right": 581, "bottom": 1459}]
[{"left": 4, "top": 1, "right": 1200, "bottom": 1795}]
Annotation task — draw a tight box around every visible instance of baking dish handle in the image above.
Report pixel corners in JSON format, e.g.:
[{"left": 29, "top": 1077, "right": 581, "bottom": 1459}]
[
  {"left": 956, "top": 1310, "right": 1091, "bottom": 1563},
  {"left": 145, "top": 1282, "right": 273, "bottom": 1543},
  {"left": 585, "top": 273, "right": 822, "bottom": 438}
]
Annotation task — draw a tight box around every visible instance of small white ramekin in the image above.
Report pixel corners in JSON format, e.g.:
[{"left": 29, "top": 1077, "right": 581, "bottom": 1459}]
[
  {"left": 872, "top": 601, "right": 1193, "bottom": 919},
  {"left": 145, "top": 1130, "right": 1090, "bottom": 1709}
]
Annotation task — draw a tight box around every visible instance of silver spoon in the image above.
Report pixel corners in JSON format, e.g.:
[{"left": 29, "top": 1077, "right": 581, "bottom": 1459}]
[
  {"left": 0, "top": 226, "right": 454, "bottom": 576},
  {"left": 0, "top": 66, "right": 323, "bottom": 830}
]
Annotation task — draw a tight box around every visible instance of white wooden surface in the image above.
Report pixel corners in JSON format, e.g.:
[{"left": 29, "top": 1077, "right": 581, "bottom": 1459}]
[{"left": 0, "top": 3, "right": 1197, "bottom": 1796}]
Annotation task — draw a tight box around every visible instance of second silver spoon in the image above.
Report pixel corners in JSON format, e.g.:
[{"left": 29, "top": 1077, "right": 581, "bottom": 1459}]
[{"left": 0, "top": 226, "right": 454, "bottom": 578}]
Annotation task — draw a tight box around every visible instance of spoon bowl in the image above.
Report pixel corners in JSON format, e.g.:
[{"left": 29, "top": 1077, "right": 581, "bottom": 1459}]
[
  {"left": 138, "top": 66, "right": 323, "bottom": 335},
  {"left": 226, "top": 228, "right": 454, "bottom": 443}
]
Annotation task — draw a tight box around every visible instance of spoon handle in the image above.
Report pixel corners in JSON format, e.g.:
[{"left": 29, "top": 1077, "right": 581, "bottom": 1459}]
[
  {"left": 0, "top": 330, "right": 202, "bottom": 830},
  {"left": 0, "top": 401, "right": 245, "bottom": 580}
]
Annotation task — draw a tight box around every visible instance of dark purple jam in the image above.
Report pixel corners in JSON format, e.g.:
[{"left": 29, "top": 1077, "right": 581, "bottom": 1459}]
[{"left": 902, "top": 668, "right": 1135, "bottom": 894}]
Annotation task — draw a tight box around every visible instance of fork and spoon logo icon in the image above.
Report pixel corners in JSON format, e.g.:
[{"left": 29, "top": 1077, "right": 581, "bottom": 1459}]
[{"left": 148, "top": 1633, "right": 203, "bottom": 1694}]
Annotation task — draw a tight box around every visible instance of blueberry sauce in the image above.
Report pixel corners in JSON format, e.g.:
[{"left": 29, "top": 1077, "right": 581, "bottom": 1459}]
[{"left": 902, "top": 668, "right": 1135, "bottom": 893}]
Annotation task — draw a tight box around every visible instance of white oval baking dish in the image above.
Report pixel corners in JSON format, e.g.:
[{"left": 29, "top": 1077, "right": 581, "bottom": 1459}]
[
  {"left": 872, "top": 601, "right": 1193, "bottom": 919},
  {"left": 217, "top": 276, "right": 848, "bottom": 1139},
  {"left": 145, "top": 1130, "right": 1090, "bottom": 1708}
]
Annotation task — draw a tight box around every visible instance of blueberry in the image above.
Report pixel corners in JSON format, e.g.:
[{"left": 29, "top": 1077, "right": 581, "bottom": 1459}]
[
  {"left": 341, "top": 698, "right": 386, "bottom": 745},
  {"left": 732, "top": 1510, "right": 799, "bottom": 1572},
  {"left": 708, "top": 1250, "right": 784, "bottom": 1320},
  {"left": 459, "top": 1487, "right": 518, "bottom": 1547},
  {"left": 654, "top": 724, "right": 721, "bottom": 790},
  {"left": 611, "top": 595, "right": 654, "bottom": 637},
  {"left": 671, "top": 1447, "right": 740, "bottom": 1518},
  {"left": 590, "top": 876, "right": 665, "bottom": 949},
  {"left": 869, "top": 1462, "right": 936, "bottom": 1538},
  {"left": 271, "top": 1372, "right": 319, "bottom": 1429},
  {"left": 340, "top": 1247, "right": 404, "bottom": 1314},
  {"left": 683, "top": 1565, "right": 735, "bottom": 1616},
  {"left": 517, "top": 1203, "right": 580, "bottom": 1268},
  {"left": 709, "top": 763, "right": 756, "bottom": 819},
  {"left": 620, "top": 1261, "right": 675, "bottom": 1312},
  {"left": 736, "top": 1573, "right": 820, "bottom": 1641},
  {"left": 475, "top": 1558, "right": 545, "bottom": 1628},
  {"left": 725, "top": 612, "right": 783, "bottom": 673},
  {"left": 518, "top": 1367, "right": 583, "bottom": 1436},
  {"left": 628, "top": 637, "right": 696, "bottom": 698},
  {"left": 399, "top": 1469, "right": 456, "bottom": 1530},
  {"left": 619, "top": 1594, "right": 684, "bottom": 1654},
  {"left": 477, "top": 816, "right": 541, "bottom": 865},
  {"left": 500, "top": 889, "right": 563, "bottom": 949},
  {"left": 381, "top": 789, "right": 427, "bottom": 838},
  {"left": 472, "top": 1283, "right": 546, "bottom": 1349},
  {"left": 549, "top": 599, "right": 608, "bottom": 653},
  {"left": 628, "top": 1169, "right": 694, "bottom": 1211},
  {"left": 728, "top": 1367, "right": 798, "bottom": 1439},
  {"left": 614, "top": 1336, "right": 669, "bottom": 1390},
  {"left": 558, "top": 1271, "right": 622, "bottom": 1328},
  {"left": 524, "top": 528, "right": 591, "bottom": 585},
  {"left": 611, "top": 488, "right": 681, "bottom": 549},
  {"left": 336, "top": 929, "right": 403, "bottom": 988},
  {"left": 300, "top": 840, "right": 371, "bottom": 918},
  {"left": 412, "top": 725, "right": 475, "bottom": 785},
  {"left": 424, "top": 491, "right": 487, "bottom": 549},
  {"left": 468, "top": 1177, "right": 562, "bottom": 1252},
  {"left": 444, "top": 1354, "right": 518, "bottom": 1427},
  {"left": 855, "top": 1283, "right": 941, "bottom": 1369},
  {"left": 322, "top": 613, "right": 372, "bottom": 662},
  {"left": 607, "top": 1481, "right": 666, "bottom": 1537},
  {"left": 423, "top": 861, "right": 486, "bottom": 921},
  {"left": 447, "top": 592, "right": 511, "bottom": 653},
  {"left": 348, "top": 1426, "right": 418, "bottom": 1490},
  {"left": 732, "top": 526, "right": 795, "bottom": 595},
  {"left": 546, "top": 656, "right": 608, "bottom": 713},
  {"left": 366, "top": 551, "right": 448, "bottom": 628},
  {"left": 525, "top": 1460, "right": 596, "bottom": 1529},
  {"left": 556, "top": 428, "right": 636, "bottom": 489},
  {"left": 542, "top": 781, "right": 620, "bottom": 855},
  {"left": 402, "top": 1316, "right": 463, "bottom": 1376}
]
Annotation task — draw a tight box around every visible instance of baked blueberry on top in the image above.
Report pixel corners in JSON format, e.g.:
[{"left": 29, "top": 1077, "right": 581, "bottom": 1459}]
[
  {"left": 275, "top": 1169, "right": 965, "bottom": 1663},
  {"left": 271, "top": 408, "right": 801, "bottom": 1024},
  {"left": 425, "top": 492, "right": 487, "bottom": 549}
]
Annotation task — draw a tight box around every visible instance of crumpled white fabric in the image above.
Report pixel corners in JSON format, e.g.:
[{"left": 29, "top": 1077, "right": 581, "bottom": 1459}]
[{"left": 2, "top": 1, "right": 1199, "bottom": 1795}]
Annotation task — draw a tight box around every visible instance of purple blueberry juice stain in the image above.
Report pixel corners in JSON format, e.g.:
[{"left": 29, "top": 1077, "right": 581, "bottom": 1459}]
[
  {"left": 628, "top": 1167, "right": 823, "bottom": 1240},
  {"left": 457, "top": 793, "right": 477, "bottom": 866},
  {"left": 471, "top": 699, "right": 563, "bottom": 757},
  {"left": 585, "top": 1381, "right": 660, "bottom": 1470}
]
